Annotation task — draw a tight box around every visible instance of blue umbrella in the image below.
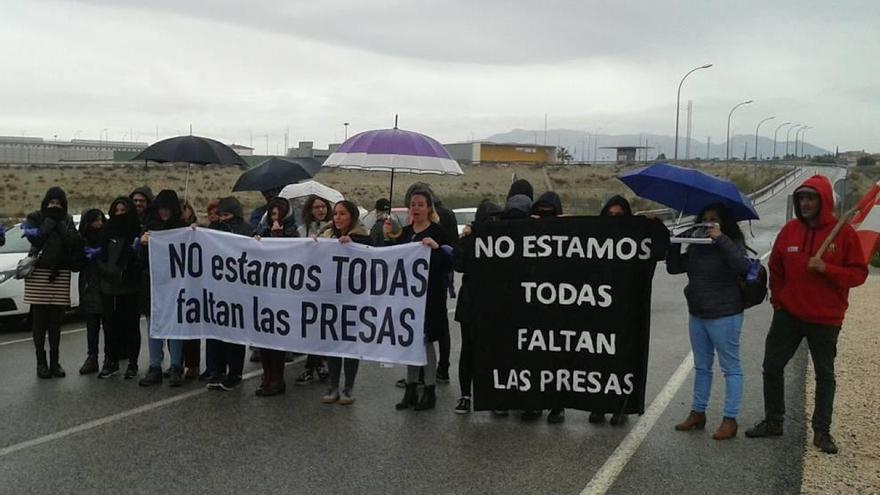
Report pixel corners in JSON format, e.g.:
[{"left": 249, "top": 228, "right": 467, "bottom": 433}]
[{"left": 618, "top": 162, "right": 759, "bottom": 221}]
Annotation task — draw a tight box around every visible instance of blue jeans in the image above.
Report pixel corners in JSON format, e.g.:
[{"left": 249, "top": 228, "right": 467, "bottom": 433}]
[
  {"left": 147, "top": 318, "right": 183, "bottom": 369},
  {"left": 689, "top": 313, "right": 744, "bottom": 418}
]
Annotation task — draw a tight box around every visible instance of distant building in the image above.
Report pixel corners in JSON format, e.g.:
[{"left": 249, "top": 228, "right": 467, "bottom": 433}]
[
  {"left": 444, "top": 142, "right": 557, "bottom": 165},
  {"left": 228, "top": 144, "right": 254, "bottom": 156},
  {"left": 600, "top": 146, "right": 653, "bottom": 164},
  {"left": 0, "top": 136, "right": 148, "bottom": 164},
  {"left": 287, "top": 141, "right": 340, "bottom": 163}
]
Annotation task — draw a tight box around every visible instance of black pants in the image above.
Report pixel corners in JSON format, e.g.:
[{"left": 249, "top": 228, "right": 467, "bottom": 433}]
[
  {"left": 327, "top": 356, "right": 360, "bottom": 390},
  {"left": 182, "top": 339, "right": 200, "bottom": 369},
  {"left": 305, "top": 354, "right": 324, "bottom": 371},
  {"left": 85, "top": 313, "right": 108, "bottom": 358},
  {"left": 458, "top": 321, "right": 473, "bottom": 396},
  {"left": 32, "top": 305, "right": 65, "bottom": 357},
  {"left": 206, "top": 339, "right": 245, "bottom": 377},
  {"left": 102, "top": 293, "right": 141, "bottom": 364},
  {"left": 438, "top": 330, "right": 451, "bottom": 375},
  {"left": 762, "top": 310, "right": 840, "bottom": 433}
]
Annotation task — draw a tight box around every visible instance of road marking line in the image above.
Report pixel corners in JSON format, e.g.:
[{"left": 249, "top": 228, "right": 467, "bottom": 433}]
[
  {"left": 0, "top": 327, "right": 86, "bottom": 347},
  {"left": 580, "top": 351, "right": 694, "bottom": 495},
  {"left": 0, "top": 355, "right": 305, "bottom": 457}
]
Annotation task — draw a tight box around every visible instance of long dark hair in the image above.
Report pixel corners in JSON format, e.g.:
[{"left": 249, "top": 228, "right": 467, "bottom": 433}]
[
  {"left": 699, "top": 202, "right": 745, "bottom": 243},
  {"left": 331, "top": 200, "right": 360, "bottom": 237},
  {"left": 301, "top": 195, "right": 332, "bottom": 226}
]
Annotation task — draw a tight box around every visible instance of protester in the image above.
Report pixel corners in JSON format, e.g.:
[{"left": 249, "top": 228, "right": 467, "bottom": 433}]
[
  {"left": 387, "top": 189, "right": 453, "bottom": 411},
  {"left": 205, "top": 197, "right": 254, "bottom": 391},
  {"left": 204, "top": 199, "right": 220, "bottom": 227},
  {"left": 369, "top": 198, "right": 391, "bottom": 246},
  {"left": 318, "top": 200, "right": 372, "bottom": 405},
  {"left": 77, "top": 208, "right": 107, "bottom": 375},
  {"left": 667, "top": 203, "right": 751, "bottom": 440},
  {"left": 179, "top": 200, "right": 200, "bottom": 378},
  {"left": 588, "top": 195, "right": 636, "bottom": 425},
  {"left": 139, "top": 190, "right": 188, "bottom": 387},
  {"left": 129, "top": 186, "right": 154, "bottom": 228},
  {"left": 97, "top": 197, "right": 143, "bottom": 379},
  {"left": 22, "top": 187, "right": 82, "bottom": 379},
  {"left": 526, "top": 191, "right": 567, "bottom": 424},
  {"left": 746, "top": 175, "right": 868, "bottom": 454},
  {"left": 253, "top": 196, "right": 298, "bottom": 397},
  {"left": 294, "top": 194, "right": 333, "bottom": 384},
  {"left": 249, "top": 187, "right": 283, "bottom": 231},
  {"left": 181, "top": 201, "right": 197, "bottom": 226},
  {"left": 404, "top": 183, "right": 458, "bottom": 384},
  {"left": 453, "top": 199, "right": 502, "bottom": 414}
]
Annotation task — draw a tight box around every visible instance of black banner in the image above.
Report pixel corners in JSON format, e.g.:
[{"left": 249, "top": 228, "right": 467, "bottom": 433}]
[{"left": 471, "top": 216, "right": 667, "bottom": 414}]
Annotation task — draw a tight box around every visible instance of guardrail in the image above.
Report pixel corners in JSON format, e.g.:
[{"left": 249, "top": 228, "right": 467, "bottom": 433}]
[{"left": 635, "top": 166, "right": 804, "bottom": 228}]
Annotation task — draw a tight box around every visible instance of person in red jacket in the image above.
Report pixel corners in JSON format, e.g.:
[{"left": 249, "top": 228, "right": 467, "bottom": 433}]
[{"left": 746, "top": 174, "right": 867, "bottom": 454}]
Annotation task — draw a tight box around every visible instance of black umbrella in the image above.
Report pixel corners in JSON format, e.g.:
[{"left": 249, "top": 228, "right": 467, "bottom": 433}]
[
  {"left": 232, "top": 156, "right": 322, "bottom": 192},
  {"left": 132, "top": 135, "right": 248, "bottom": 201},
  {"left": 132, "top": 135, "right": 248, "bottom": 166}
]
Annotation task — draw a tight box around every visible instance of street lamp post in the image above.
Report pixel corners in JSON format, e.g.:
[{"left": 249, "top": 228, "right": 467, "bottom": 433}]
[
  {"left": 785, "top": 124, "right": 802, "bottom": 158},
  {"left": 799, "top": 126, "right": 812, "bottom": 157},
  {"left": 754, "top": 116, "right": 775, "bottom": 160},
  {"left": 343, "top": 122, "right": 350, "bottom": 141},
  {"left": 772, "top": 122, "right": 792, "bottom": 159},
  {"left": 795, "top": 125, "right": 810, "bottom": 158},
  {"left": 674, "top": 64, "right": 713, "bottom": 161},
  {"left": 726, "top": 100, "right": 753, "bottom": 161}
]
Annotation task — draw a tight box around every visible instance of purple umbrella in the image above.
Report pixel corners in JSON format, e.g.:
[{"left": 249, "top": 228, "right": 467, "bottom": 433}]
[{"left": 322, "top": 117, "right": 462, "bottom": 206}]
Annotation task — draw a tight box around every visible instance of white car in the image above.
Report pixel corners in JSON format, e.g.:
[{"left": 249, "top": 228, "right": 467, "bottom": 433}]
[
  {"left": 0, "top": 216, "right": 81, "bottom": 323},
  {"left": 453, "top": 208, "right": 477, "bottom": 236}
]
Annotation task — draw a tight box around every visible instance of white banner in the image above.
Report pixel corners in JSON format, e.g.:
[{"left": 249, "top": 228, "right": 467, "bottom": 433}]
[{"left": 148, "top": 227, "right": 430, "bottom": 366}]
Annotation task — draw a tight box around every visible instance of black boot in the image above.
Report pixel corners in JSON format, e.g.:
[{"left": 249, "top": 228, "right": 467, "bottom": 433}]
[
  {"left": 49, "top": 350, "right": 66, "bottom": 378},
  {"left": 139, "top": 366, "right": 163, "bottom": 386},
  {"left": 36, "top": 350, "right": 51, "bottom": 379},
  {"left": 415, "top": 385, "right": 436, "bottom": 411},
  {"left": 395, "top": 383, "right": 419, "bottom": 410}
]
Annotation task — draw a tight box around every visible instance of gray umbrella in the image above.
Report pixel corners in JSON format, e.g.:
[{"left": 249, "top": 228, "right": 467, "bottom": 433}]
[{"left": 232, "top": 157, "right": 321, "bottom": 192}]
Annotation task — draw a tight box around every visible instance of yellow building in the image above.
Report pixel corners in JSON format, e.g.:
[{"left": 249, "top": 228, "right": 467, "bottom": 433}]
[{"left": 444, "top": 142, "right": 557, "bottom": 165}]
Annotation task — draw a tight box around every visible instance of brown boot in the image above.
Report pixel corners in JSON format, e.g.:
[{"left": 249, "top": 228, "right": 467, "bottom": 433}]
[
  {"left": 712, "top": 417, "right": 738, "bottom": 440},
  {"left": 674, "top": 411, "right": 706, "bottom": 431}
]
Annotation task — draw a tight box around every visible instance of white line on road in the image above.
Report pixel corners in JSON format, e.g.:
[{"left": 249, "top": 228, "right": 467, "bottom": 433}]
[
  {"left": 0, "top": 355, "right": 306, "bottom": 458},
  {"left": 0, "top": 327, "right": 86, "bottom": 347},
  {"left": 580, "top": 351, "right": 694, "bottom": 495}
]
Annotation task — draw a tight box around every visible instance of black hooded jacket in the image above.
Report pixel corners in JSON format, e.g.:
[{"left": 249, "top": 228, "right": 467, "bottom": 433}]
[
  {"left": 138, "top": 190, "right": 185, "bottom": 314},
  {"left": 98, "top": 197, "right": 142, "bottom": 295},
  {"left": 257, "top": 197, "right": 299, "bottom": 238},
  {"left": 129, "top": 185, "right": 154, "bottom": 228},
  {"left": 507, "top": 179, "right": 534, "bottom": 201},
  {"left": 25, "top": 186, "right": 82, "bottom": 272},
  {"left": 77, "top": 208, "right": 106, "bottom": 314}
]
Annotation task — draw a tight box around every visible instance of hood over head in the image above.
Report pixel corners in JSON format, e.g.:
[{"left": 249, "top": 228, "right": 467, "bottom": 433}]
[
  {"left": 217, "top": 196, "right": 244, "bottom": 220},
  {"left": 148, "top": 189, "right": 185, "bottom": 230},
  {"left": 507, "top": 179, "right": 534, "bottom": 201},
  {"left": 600, "top": 195, "right": 634, "bottom": 217},
  {"left": 793, "top": 175, "right": 835, "bottom": 227},
  {"left": 41, "top": 186, "right": 69, "bottom": 217},
  {"left": 532, "top": 191, "right": 563, "bottom": 217},
  {"left": 79, "top": 208, "right": 106, "bottom": 244},
  {"left": 266, "top": 197, "right": 294, "bottom": 223},
  {"left": 129, "top": 186, "right": 154, "bottom": 204},
  {"left": 105, "top": 196, "right": 141, "bottom": 239}
]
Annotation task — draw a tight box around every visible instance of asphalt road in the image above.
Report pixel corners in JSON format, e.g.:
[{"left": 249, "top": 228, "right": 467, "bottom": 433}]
[{"left": 0, "top": 166, "right": 842, "bottom": 495}]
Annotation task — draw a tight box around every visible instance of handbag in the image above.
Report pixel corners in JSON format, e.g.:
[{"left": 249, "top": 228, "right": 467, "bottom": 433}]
[{"left": 14, "top": 248, "right": 43, "bottom": 280}]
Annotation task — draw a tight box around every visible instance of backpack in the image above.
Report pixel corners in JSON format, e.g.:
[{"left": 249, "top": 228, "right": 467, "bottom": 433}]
[{"left": 739, "top": 257, "right": 768, "bottom": 310}]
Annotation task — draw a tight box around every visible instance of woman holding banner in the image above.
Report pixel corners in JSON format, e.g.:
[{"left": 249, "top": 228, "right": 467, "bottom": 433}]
[
  {"left": 386, "top": 189, "right": 452, "bottom": 411},
  {"left": 666, "top": 203, "right": 751, "bottom": 440},
  {"left": 317, "top": 200, "right": 372, "bottom": 405},
  {"left": 295, "top": 194, "right": 333, "bottom": 385},
  {"left": 254, "top": 196, "right": 299, "bottom": 397}
]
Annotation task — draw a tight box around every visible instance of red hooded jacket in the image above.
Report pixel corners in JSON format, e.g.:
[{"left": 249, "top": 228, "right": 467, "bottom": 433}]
[{"left": 769, "top": 174, "right": 868, "bottom": 326}]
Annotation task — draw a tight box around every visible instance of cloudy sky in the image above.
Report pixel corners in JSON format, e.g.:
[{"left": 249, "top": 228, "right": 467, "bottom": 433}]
[{"left": 1, "top": 0, "right": 878, "bottom": 152}]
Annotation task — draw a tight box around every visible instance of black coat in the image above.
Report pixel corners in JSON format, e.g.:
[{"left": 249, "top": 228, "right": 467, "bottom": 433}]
[
  {"left": 77, "top": 209, "right": 106, "bottom": 314},
  {"left": 388, "top": 223, "right": 452, "bottom": 342},
  {"left": 25, "top": 212, "right": 81, "bottom": 271},
  {"left": 98, "top": 197, "right": 143, "bottom": 296}
]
